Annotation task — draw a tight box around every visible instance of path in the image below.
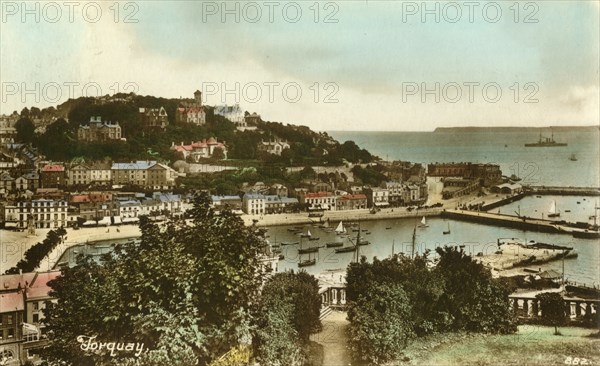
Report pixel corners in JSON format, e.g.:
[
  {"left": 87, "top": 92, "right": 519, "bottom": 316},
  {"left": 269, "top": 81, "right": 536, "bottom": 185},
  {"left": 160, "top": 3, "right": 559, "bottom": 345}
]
[{"left": 311, "top": 311, "right": 353, "bottom": 366}]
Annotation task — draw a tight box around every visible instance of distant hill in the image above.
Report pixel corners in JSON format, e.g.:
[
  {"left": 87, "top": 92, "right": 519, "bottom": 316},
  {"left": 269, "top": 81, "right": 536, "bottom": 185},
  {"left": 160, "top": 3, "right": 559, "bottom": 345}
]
[{"left": 433, "top": 126, "right": 599, "bottom": 133}]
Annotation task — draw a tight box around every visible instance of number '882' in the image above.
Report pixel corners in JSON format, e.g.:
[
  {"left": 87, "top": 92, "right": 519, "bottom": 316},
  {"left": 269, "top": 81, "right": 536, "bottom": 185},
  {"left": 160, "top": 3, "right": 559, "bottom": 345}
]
[{"left": 565, "top": 357, "right": 591, "bottom": 365}]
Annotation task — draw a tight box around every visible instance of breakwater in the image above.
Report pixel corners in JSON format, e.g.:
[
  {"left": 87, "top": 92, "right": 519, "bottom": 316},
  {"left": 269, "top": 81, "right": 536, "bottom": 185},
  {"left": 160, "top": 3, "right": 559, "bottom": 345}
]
[
  {"left": 526, "top": 186, "right": 600, "bottom": 196},
  {"left": 441, "top": 209, "right": 562, "bottom": 233}
]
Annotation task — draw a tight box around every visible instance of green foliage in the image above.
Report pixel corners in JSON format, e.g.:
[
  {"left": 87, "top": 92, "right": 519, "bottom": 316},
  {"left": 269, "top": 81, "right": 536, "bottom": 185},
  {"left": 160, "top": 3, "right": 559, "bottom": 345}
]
[
  {"left": 351, "top": 165, "right": 388, "bottom": 186},
  {"left": 15, "top": 117, "right": 35, "bottom": 143},
  {"left": 347, "top": 282, "right": 414, "bottom": 365},
  {"left": 345, "top": 248, "right": 516, "bottom": 364},
  {"left": 42, "top": 193, "right": 265, "bottom": 365},
  {"left": 4, "top": 228, "right": 66, "bottom": 274},
  {"left": 254, "top": 272, "right": 322, "bottom": 365},
  {"left": 536, "top": 292, "right": 567, "bottom": 334}
]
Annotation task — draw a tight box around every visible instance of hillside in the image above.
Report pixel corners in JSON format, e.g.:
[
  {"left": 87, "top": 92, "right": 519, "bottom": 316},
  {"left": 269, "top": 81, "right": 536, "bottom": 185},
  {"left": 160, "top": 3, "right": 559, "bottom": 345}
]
[{"left": 15, "top": 94, "right": 377, "bottom": 167}]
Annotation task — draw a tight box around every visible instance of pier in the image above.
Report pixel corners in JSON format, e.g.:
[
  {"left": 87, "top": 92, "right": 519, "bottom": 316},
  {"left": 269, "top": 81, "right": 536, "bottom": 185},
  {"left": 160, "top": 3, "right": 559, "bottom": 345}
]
[
  {"left": 442, "top": 209, "right": 563, "bottom": 233},
  {"left": 526, "top": 186, "right": 600, "bottom": 196}
]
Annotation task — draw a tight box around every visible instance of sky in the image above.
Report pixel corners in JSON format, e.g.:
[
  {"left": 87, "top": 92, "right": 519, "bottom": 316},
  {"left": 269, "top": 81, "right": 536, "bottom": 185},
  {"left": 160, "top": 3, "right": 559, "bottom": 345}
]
[{"left": 1, "top": 0, "right": 599, "bottom": 131}]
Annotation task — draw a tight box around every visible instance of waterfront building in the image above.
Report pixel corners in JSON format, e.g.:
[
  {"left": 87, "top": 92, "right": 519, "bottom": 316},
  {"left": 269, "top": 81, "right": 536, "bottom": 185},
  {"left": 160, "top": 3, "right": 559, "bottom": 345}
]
[
  {"left": 363, "top": 187, "right": 390, "bottom": 208},
  {"left": 382, "top": 181, "right": 403, "bottom": 206},
  {"left": 491, "top": 183, "right": 523, "bottom": 195},
  {"left": 67, "top": 162, "right": 112, "bottom": 187},
  {"left": 243, "top": 193, "right": 266, "bottom": 215},
  {"left": 264, "top": 195, "right": 299, "bottom": 214},
  {"left": 211, "top": 195, "right": 243, "bottom": 213},
  {"left": 299, "top": 191, "right": 337, "bottom": 211},
  {"left": 14, "top": 199, "right": 68, "bottom": 229},
  {"left": 337, "top": 194, "right": 368, "bottom": 211},
  {"left": 77, "top": 116, "right": 122, "bottom": 142},
  {"left": 428, "top": 162, "right": 502, "bottom": 187}
]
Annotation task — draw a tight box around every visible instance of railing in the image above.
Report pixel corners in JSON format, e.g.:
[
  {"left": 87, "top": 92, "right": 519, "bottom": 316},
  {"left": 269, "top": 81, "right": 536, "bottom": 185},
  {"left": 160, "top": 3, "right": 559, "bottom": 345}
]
[{"left": 509, "top": 296, "right": 599, "bottom": 319}]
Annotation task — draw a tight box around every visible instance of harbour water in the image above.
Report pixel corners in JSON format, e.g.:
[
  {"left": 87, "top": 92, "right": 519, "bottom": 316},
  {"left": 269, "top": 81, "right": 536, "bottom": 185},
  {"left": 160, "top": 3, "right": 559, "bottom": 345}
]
[
  {"left": 328, "top": 128, "right": 600, "bottom": 187},
  {"left": 58, "top": 129, "right": 599, "bottom": 287}
]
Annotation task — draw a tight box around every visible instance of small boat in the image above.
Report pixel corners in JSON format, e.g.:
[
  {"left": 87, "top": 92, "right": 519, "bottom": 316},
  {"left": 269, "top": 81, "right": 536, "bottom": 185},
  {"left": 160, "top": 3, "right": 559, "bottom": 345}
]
[
  {"left": 357, "top": 240, "right": 370, "bottom": 246},
  {"left": 298, "top": 247, "right": 320, "bottom": 254},
  {"left": 326, "top": 242, "right": 343, "bottom": 248},
  {"left": 443, "top": 222, "right": 451, "bottom": 235},
  {"left": 565, "top": 210, "right": 571, "bottom": 213},
  {"left": 281, "top": 241, "right": 299, "bottom": 246},
  {"left": 365, "top": 232, "right": 371, "bottom": 235},
  {"left": 536, "top": 195, "right": 542, "bottom": 198},
  {"left": 385, "top": 226, "right": 392, "bottom": 230},
  {"left": 418, "top": 216, "right": 429, "bottom": 228},
  {"left": 547, "top": 200, "right": 560, "bottom": 218},
  {"left": 335, "top": 221, "right": 346, "bottom": 235},
  {"left": 272, "top": 249, "right": 282, "bottom": 254},
  {"left": 335, "top": 246, "right": 357, "bottom": 253},
  {"left": 308, "top": 236, "right": 320, "bottom": 241},
  {"left": 569, "top": 153, "right": 577, "bottom": 161},
  {"left": 352, "top": 229, "right": 360, "bottom": 232},
  {"left": 298, "top": 258, "right": 316, "bottom": 267},
  {"left": 278, "top": 254, "right": 285, "bottom": 260},
  {"left": 287, "top": 228, "right": 299, "bottom": 232},
  {"left": 300, "top": 230, "right": 312, "bottom": 238}
]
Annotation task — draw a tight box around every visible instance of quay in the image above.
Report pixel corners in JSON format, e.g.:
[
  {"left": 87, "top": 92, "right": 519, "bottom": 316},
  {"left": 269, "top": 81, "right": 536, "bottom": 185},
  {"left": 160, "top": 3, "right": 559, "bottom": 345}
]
[
  {"left": 442, "top": 209, "right": 599, "bottom": 238},
  {"left": 526, "top": 186, "right": 600, "bottom": 196},
  {"left": 442, "top": 209, "right": 563, "bottom": 233}
]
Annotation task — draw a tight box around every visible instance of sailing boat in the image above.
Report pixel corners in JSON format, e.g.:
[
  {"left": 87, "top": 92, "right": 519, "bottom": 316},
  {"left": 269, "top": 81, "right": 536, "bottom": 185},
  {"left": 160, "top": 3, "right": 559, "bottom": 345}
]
[
  {"left": 418, "top": 216, "right": 428, "bottom": 228},
  {"left": 298, "top": 237, "right": 316, "bottom": 267},
  {"left": 547, "top": 200, "right": 560, "bottom": 218},
  {"left": 569, "top": 153, "right": 577, "bottom": 161},
  {"left": 335, "top": 221, "right": 348, "bottom": 237},
  {"left": 300, "top": 229, "right": 312, "bottom": 238},
  {"left": 443, "top": 222, "right": 451, "bottom": 235}
]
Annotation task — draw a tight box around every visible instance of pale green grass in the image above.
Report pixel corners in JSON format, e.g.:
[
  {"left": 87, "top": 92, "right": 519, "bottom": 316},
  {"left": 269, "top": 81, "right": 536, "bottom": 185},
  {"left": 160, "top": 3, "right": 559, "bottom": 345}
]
[{"left": 397, "top": 326, "right": 599, "bottom": 366}]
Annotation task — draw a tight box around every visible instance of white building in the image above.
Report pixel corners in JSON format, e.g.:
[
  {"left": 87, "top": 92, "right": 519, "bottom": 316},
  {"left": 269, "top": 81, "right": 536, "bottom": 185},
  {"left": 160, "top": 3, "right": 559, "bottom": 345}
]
[
  {"left": 259, "top": 139, "right": 290, "bottom": 156},
  {"left": 14, "top": 199, "right": 68, "bottom": 229},
  {"left": 243, "top": 193, "right": 265, "bottom": 215},
  {"left": 214, "top": 104, "right": 244, "bottom": 125}
]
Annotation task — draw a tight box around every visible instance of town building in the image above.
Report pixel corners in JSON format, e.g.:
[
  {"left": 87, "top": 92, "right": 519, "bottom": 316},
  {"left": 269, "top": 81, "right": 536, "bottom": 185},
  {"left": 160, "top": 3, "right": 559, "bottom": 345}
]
[
  {"left": 139, "top": 106, "right": 169, "bottom": 130},
  {"left": 269, "top": 183, "right": 288, "bottom": 197},
  {"left": 243, "top": 193, "right": 266, "bottom": 215},
  {"left": 77, "top": 116, "right": 122, "bottom": 142},
  {"left": 14, "top": 199, "right": 68, "bottom": 229},
  {"left": 170, "top": 138, "right": 228, "bottom": 161},
  {"left": 337, "top": 194, "right": 368, "bottom": 211},
  {"left": 68, "top": 162, "right": 113, "bottom": 187},
  {"left": 211, "top": 195, "right": 243, "bottom": 213},
  {"left": 299, "top": 191, "right": 337, "bottom": 211},
  {"left": 258, "top": 138, "right": 290, "bottom": 156},
  {"left": 214, "top": 104, "right": 244, "bottom": 125},
  {"left": 363, "top": 187, "right": 390, "bottom": 208},
  {"left": 0, "top": 273, "right": 35, "bottom": 366},
  {"left": 40, "top": 164, "right": 66, "bottom": 188},
  {"left": 427, "top": 162, "right": 502, "bottom": 186},
  {"left": 382, "top": 181, "right": 403, "bottom": 206},
  {"left": 14, "top": 172, "right": 39, "bottom": 191},
  {"left": 264, "top": 195, "right": 299, "bottom": 214},
  {"left": 0, "top": 173, "right": 15, "bottom": 193},
  {"left": 176, "top": 91, "right": 206, "bottom": 125}
]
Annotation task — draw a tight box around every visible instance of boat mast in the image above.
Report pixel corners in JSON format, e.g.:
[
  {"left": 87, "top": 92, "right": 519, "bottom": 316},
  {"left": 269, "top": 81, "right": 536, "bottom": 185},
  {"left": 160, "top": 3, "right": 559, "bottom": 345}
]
[{"left": 355, "top": 221, "right": 361, "bottom": 263}]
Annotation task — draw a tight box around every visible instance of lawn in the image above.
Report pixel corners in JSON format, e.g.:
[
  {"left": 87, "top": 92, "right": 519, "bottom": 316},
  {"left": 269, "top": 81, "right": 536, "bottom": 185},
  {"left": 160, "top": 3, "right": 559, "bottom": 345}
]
[{"left": 398, "top": 326, "right": 600, "bottom": 366}]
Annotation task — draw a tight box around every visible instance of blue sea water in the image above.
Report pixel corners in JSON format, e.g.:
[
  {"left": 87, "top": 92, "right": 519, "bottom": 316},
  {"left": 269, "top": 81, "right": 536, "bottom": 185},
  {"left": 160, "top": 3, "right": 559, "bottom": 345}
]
[{"left": 328, "top": 129, "right": 600, "bottom": 187}]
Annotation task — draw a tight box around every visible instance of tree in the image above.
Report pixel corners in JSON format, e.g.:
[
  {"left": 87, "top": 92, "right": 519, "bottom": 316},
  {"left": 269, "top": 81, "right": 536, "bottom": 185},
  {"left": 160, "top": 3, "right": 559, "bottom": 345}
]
[
  {"left": 536, "top": 292, "right": 567, "bottom": 335},
  {"left": 211, "top": 146, "right": 226, "bottom": 160},
  {"left": 347, "top": 282, "right": 413, "bottom": 365},
  {"left": 43, "top": 193, "right": 265, "bottom": 365},
  {"left": 15, "top": 117, "right": 35, "bottom": 143},
  {"left": 254, "top": 271, "right": 321, "bottom": 365}
]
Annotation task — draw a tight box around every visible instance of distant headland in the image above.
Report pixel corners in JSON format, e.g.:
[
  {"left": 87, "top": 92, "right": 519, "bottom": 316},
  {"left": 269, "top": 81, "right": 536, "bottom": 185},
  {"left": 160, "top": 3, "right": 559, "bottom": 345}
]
[{"left": 433, "top": 126, "right": 599, "bottom": 133}]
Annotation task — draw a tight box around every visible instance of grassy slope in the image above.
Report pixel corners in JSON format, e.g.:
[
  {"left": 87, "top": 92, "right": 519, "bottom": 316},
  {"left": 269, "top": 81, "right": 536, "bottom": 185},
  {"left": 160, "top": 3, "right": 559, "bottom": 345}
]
[{"left": 398, "top": 326, "right": 600, "bottom": 366}]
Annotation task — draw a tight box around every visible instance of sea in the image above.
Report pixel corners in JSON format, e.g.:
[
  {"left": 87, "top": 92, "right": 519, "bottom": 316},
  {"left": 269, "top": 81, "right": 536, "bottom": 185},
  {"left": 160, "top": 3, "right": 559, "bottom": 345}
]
[{"left": 59, "top": 128, "right": 600, "bottom": 286}]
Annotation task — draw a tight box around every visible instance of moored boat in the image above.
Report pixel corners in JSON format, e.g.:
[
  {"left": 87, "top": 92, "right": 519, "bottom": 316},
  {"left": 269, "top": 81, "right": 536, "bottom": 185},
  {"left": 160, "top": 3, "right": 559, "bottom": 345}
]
[
  {"left": 326, "top": 242, "right": 343, "bottom": 248},
  {"left": 335, "top": 245, "right": 357, "bottom": 253}
]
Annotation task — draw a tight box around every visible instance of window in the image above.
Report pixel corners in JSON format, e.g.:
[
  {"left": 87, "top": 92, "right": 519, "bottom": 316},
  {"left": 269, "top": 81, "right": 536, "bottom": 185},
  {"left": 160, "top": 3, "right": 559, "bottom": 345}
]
[
  {"left": 8, "top": 328, "right": 14, "bottom": 338},
  {"left": 7, "top": 314, "right": 13, "bottom": 324},
  {"left": 33, "top": 301, "right": 39, "bottom": 310},
  {"left": 33, "top": 313, "right": 39, "bottom": 323}
]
